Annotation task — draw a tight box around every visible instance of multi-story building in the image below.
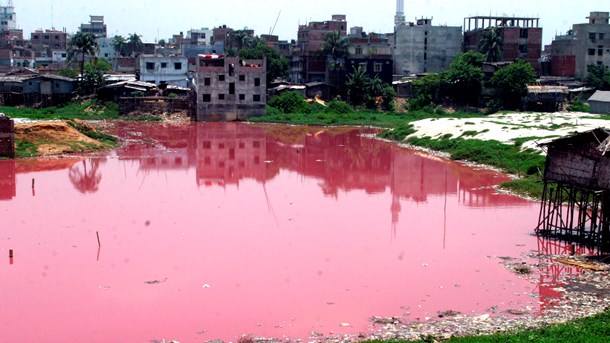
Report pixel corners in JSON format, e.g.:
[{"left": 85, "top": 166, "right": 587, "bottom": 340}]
[
  {"left": 195, "top": 55, "right": 266, "bottom": 121},
  {"left": 30, "top": 29, "right": 68, "bottom": 50},
  {"left": 549, "top": 11, "right": 610, "bottom": 79},
  {"left": 463, "top": 15, "right": 542, "bottom": 72},
  {"left": 139, "top": 55, "right": 189, "bottom": 87},
  {"left": 0, "top": 1, "right": 16, "bottom": 31},
  {"left": 394, "top": 18, "right": 462, "bottom": 75},
  {"left": 346, "top": 27, "right": 393, "bottom": 84},
  {"left": 96, "top": 37, "right": 116, "bottom": 62},
  {"left": 80, "top": 15, "right": 107, "bottom": 38},
  {"left": 290, "top": 15, "right": 348, "bottom": 83},
  {"left": 187, "top": 28, "right": 213, "bottom": 46}
]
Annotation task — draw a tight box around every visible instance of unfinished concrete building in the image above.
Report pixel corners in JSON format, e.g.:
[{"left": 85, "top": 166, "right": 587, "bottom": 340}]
[
  {"left": 393, "top": 18, "right": 462, "bottom": 75},
  {"left": 79, "top": 15, "right": 107, "bottom": 38},
  {"left": 195, "top": 55, "right": 266, "bottom": 121},
  {"left": 463, "top": 16, "right": 542, "bottom": 72},
  {"left": 549, "top": 12, "right": 610, "bottom": 79},
  {"left": 537, "top": 128, "right": 610, "bottom": 252}
]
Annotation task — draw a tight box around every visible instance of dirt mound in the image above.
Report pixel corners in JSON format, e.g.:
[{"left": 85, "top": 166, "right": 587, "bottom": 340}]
[{"left": 15, "top": 121, "right": 109, "bottom": 156}]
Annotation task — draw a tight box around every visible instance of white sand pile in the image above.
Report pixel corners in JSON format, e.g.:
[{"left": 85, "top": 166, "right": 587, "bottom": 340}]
[{"left": 409, "top": 112, "right": 610, "bottom": 152}]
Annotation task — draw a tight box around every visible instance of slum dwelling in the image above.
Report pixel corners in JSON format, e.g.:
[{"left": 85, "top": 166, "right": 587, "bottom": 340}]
[{"left": 536, "top": 128, "right": 610, "bottom": 253}]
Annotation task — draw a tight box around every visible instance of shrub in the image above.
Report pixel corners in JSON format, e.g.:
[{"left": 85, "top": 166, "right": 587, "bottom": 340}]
[
  {"left": 324, "top": 100, "right": 354, "bottom": 114},
  {"left": 268, "top": 91, "right": 311, "bottom": 114}
]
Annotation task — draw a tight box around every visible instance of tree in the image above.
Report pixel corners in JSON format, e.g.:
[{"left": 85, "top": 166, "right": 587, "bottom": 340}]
[
  {"left": 322, "top": 31, "right": 349, "bottom": 91},
  {"left": 238, "top": 41, "right": 289, "bottom": 84},
  {"left": 586, "top": 65, "right": 610, "bottom": 90},
  {"left": 491, "top": 59, "right": 537, "bottom": 109},
  {"left": 127, "top": 33, "right": 143, "bottom": 57},
  {"left": 80, "top": 60, "right": 107, "bottom": 95},
  {"left": 443, "top": 51, "right": 485, "bottom": 105},
  {"left": 229, "top": 30, "right": 252, "bottom": 51},
  {"left": 268, "top": 91, "right": 311, "bottom": 114},
  {"left": 158, "top": 39, "right": 166, "bottom": 47},
  {"left": 345, "top": 67, "right": 395, "bottom": 110},
  {"left": 112, "top": 35, "right": 127, "bottom": 70},
  {"left": 409, "top": 73, "right": 442, "bottom": 110},
  {"left": 68, "top": 32, "right": 98, "bottom": 77},
  {"left": 479, "top": 27, "right": 503, "bottom": 62}
]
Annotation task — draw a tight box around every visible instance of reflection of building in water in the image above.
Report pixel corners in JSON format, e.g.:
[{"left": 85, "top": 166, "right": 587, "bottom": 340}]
[
  {"left": 195, "top": 123, "right": 270, "bottom": 187},
  {"left": 0, "top": 160, "right": 16, "bottom": 200}
]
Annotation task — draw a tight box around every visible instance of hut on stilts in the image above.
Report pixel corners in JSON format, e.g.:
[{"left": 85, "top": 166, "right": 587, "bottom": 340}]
[{"left": 536, "top": 128, "right": 610, "bottom": 253}]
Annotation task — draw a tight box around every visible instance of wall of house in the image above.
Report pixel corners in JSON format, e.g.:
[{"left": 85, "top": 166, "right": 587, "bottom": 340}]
[
  {"left": 0, "top": 115, "right": 14, "bottom": 158},
  {"left": 139, "top": 56, "right": 189, "bottom": 87},
  {"left": 590, "top": 100, "right": 610, "bottom": 115},
  {"left": 393, "top": 22, "right": 462, "bottom": 75},
  {"left": 196, "top": 57, "right": 266, "bottom": 121}
]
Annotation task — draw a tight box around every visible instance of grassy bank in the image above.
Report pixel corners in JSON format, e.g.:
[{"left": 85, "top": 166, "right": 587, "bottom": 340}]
[
  {"left": 249, "top": 107, "right": 483, "bottom": 128},
  {"left": 0, "top": 100, "right": 120, "bottom": 120},
  {"left": 365, "top": 309, "right": 610, "bottom": 343}
]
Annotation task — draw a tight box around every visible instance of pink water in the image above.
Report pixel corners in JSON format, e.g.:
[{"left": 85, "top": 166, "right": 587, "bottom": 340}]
[{"left": 0, "top": 122, "right": 552, "bottom": 342}]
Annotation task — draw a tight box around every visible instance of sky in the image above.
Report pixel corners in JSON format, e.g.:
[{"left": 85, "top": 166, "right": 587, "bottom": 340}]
[{"left": 10, "top": 0, "right": 608, "bottom": 46}]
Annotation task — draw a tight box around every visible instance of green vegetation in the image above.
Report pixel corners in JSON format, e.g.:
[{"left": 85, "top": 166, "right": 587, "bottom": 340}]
[
  {"left": 378, "top": 124, "right": 416, "bottom": 141},
  {"left": 586, "top": 64, "right": 610, "bottom": 90},
  {"left": 267, "top": 91, "right": 312, "bottom": 114},
  {"left": 479, "top": 27, "right": 503, "bottom": 63},
  {"left": 491, "top": 60, "right": 537, "bottom": 110},
  {"left": 568, "top": 98, "right": 591, "bottom": 112},
  {"left": 443, "top": 51, "right": 485, "bottom": 106},
  {"left": 364, "top": 309, "right": 610, "bottom": 343},
  {"left": 0, "top": 100, "right": 119, "bottom": 120},
  {"left": 346, "top": 67, "right": 396, "bottom": 110},
  {"left": 66, "top": 119, "right": 118, "bottom": 146},
  {"left": 15, "top": 140, "right": 38, "bottom": 158}
]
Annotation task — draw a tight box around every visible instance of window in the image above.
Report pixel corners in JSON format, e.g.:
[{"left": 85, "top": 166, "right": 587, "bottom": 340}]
[
  {"left": 218, "top": 94, "right": 225, "bottom": 100},
  {"left": 219, "top": 74, "right": 225, "bottom": 81},
  {"left": 33, "top": 35, "right": 39, "bottom": 39},
  {"left": 202, "top": 94, "right": 211, "bottom": 102},
  {"left": 202, "top": 141, "right": 211, "bottom": 149},
  {"left": 589, "top": 49, "right": 596, "bottom": 56},
  {"left": 355, "top": 47, "right": 363, "bottom": 55},
  {"left": 589, "top": 32, "right": 597, "bottom": 41},
  {"left": 174, "top": 62, "right": 182, "bottom": 70},
  {"left": 519, "top": 44, "right": 528, "bottom": 54},
  {"left": 423, "top": 53, "right": 427, "bottom": 60},
  {"left": 600, "top": 33, "right": 605, "bottom": 40},
  {"left": 424, "top": 38, "right": 428, "bottom": 45},
  {"left": 229, "top": 82, "right": 235, "bottom": 95},
  {"left": 519, "top": 29, "right": 528, "bottom": 39},
  {"left": 146, "top": 62, "right": 155, "bottom": 70},
  {"left": 55, "top": 35, "right": 60, "bottom": 40},
  {"left": 253, "top": 94, "right": 261, "bottom": 102},
  {"left": 359, "top": 62, "right": 367, "bottom": 70},
  {"left": 374, "top": 63, "right": 382, "bottom": 72},
  {"left": 239, "top": 142, "right": 245, "bottom": 149},
  {"left": 239, "top": 94, "right": 245, "bottom": 100},
  {"left": 254, "top": 78, "right": 260, "bottom": 87},
  {"left": 44, "top": 35, "right": 50, "bottom": 40},
  {"left": 239, "top": 74, "right": 245, "bottom": 81},
  {"left": 204, "top": 77, "right": 211, "bottom": 86},
  {"left": 161, "top": 62, "right": 167, "bottom": 68},
  {"left": 253, "top": 141, "right": 261, "bottom": 148},
  {"left": 599, "top": 49, "right": 604, "bottom": 56}
]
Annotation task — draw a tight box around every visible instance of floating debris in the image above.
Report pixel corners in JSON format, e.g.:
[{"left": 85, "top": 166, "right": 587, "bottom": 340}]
[{"left": 145, "top": 277, "right": 168, "bottom": 285}]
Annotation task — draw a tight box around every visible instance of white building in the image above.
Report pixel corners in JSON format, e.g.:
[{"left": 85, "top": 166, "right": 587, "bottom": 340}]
[
  {"left": 96, "top": 37, "right": 116, "bottom": 63},
  {"left": 186, "top": 28, "right": 213, "bottom": 46},
  {"left": 52, "top": 50, "right": 68, "bottom": 63},
  {"left": 0, "top": 2, "right": 16, "bottom": 31},
  {"left": 139, "top": 55, "right": 189, "bottom": 87}
]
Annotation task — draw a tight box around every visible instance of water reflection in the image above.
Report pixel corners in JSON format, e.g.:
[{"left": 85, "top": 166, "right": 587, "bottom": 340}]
[
  {"left": 68, "top": 159, "right": 105, "bottom": 194},
  {"left": 0, "top": 122, "right": 547, "bottom": 342},
  {"left": 0, "top": 159, "right": 15, "bottom": 200}
]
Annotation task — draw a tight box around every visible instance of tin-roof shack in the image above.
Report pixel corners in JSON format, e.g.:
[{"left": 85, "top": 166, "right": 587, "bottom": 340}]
[{"left": 588, "top": 91, "right": 610, "bottom": 115}]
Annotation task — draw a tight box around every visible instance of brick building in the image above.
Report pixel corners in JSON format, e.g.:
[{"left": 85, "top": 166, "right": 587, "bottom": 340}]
[
  {"left": 195, "top": 55, "right": 266, "bottom": 121},
  {"left": 463, "top": 16, "right": 542, "bottom": 72},
  {"left": 290, "top": 15, "right": 347, "bottom": 83},
  {"left": 549, "top": 12, "right": 610, "bottom": 79}
]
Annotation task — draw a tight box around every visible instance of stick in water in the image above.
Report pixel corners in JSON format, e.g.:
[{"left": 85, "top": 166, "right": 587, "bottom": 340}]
[{"left": 96, "top": 231, "right": 101, "bottom": 247}]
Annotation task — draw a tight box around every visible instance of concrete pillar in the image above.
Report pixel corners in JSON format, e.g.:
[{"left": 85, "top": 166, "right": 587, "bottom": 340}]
[{"left": 0, "top": 114, "right": 15, "bottom": 159}]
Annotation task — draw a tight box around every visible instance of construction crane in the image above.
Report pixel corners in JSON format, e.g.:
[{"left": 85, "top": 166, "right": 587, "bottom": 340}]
[{"left": 269, "top": 10, "right": 281, "bottom": 36}]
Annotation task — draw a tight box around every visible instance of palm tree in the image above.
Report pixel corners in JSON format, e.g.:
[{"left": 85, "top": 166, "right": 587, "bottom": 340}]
[
  {"left": 112, "top": 35, "right": 126, "bottom": 70},
  {"left": 323, "top": 31, "right": 349, "bottom": 93},
  {"left": 68, "top": 32, "right": 98, "bottom": 77},
  {"left": 478, "top": 27, "right": 503, "bottom": 63},
  {"left": 127, "top": 33, "right": 143, "bottom": 57},
  {"left": 229, "top": 30, "right": 251, "bottom": 50},
  {"left": 69, "top": 159, "right": 102, "bottom": 194},
  {"left": 346, "top": 67, "right": 369, "bottom": 106}
]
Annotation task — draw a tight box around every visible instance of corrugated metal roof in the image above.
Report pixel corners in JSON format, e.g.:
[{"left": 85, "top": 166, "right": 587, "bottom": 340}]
[
  {"left": 589, "top": 90, "right": 610, "bottom": 103},
  {"left": 104, "top": 80, "right": 158, "bottom": 89},
  {"left": 0, "top": 76, "right": 24, "bottom": 83},
  {"left": 527, "top": 86, "right": 568, "bottom": 94},
  {"left": 22, "top": 74, "right": 76, "bottom": 82}
]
